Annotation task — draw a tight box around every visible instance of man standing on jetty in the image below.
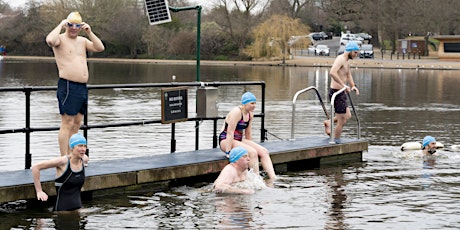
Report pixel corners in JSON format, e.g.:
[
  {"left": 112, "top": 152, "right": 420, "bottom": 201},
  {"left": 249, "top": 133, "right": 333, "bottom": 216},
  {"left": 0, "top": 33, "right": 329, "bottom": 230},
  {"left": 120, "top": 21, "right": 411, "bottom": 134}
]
[
  {"left": 324, "top": 41, "right": 360, "bottom": 138},
  {"left": 46, "top": 12, "right": 105, "bottom": 156}
]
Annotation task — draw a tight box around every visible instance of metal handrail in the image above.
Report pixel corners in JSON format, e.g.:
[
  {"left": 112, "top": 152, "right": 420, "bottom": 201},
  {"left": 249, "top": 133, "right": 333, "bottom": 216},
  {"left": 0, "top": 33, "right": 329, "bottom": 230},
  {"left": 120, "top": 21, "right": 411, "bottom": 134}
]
[
  {"left": 347, "top": 92, "right": 361, "bottom": 139},
  {"left": 0, "top": 81, "right": 266, "bottom": 169},
  {"left": 291, "top": 86, "right": 330, "bottom": 140},
  {"left": 329, "top": 87, "right": 361, "bottom": 144}
]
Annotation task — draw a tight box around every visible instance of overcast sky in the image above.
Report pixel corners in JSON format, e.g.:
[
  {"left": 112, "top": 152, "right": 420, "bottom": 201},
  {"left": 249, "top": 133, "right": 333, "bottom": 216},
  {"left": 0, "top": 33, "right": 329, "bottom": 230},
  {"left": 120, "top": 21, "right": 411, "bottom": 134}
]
[{"left": 6, "top": 0, "right": 211, "bottom": 9}]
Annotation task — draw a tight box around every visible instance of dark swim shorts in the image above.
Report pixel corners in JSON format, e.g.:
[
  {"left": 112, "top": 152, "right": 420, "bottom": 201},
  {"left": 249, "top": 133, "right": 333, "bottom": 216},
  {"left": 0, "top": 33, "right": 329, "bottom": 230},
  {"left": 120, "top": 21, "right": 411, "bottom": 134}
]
[
  {"left": 57, "top": 78, "right": 88, "bottom": 115},
  {"left": 329, "top": 88, "right": 348, "bottom": 114}
]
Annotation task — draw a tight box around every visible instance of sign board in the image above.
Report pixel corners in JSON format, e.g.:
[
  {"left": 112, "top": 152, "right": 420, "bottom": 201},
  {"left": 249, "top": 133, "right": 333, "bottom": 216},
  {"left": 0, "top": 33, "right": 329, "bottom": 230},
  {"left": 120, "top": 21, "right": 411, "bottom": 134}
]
[
  {"left": 161, "top": 87, "right": 188, "bottom": 124},
  {"left": 401, "top": 40, "right": 408, "bottom": 49},
  {"left": 144, "top": 0, "right": 172, "bottom": 25}
]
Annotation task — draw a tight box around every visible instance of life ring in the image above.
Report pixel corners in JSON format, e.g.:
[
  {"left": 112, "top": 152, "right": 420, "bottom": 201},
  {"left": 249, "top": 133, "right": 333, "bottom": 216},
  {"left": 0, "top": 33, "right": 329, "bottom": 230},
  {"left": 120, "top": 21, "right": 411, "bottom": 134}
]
[{"left": 400, "top": 141, "right": 444, "bottom": 151}]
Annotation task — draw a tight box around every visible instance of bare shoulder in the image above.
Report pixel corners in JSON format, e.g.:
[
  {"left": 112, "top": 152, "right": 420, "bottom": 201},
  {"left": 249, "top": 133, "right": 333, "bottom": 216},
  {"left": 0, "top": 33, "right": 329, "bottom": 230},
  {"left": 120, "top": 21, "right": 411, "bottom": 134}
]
[
  {"left": 334, "top": 54, "right": 347, "bottom": 65},
  {"left": 215, "top": 164, "right": 237, "bottom": 184},
  {"left": 228, "top": 106, "right": 242, "bottom": 119}
]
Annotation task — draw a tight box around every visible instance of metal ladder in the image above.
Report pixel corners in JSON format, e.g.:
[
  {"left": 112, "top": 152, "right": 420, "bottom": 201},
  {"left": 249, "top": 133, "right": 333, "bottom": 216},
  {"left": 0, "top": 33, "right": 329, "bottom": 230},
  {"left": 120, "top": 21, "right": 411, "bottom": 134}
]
[{"left": 290, "top": 86, "right": 361, "bottom": 143}]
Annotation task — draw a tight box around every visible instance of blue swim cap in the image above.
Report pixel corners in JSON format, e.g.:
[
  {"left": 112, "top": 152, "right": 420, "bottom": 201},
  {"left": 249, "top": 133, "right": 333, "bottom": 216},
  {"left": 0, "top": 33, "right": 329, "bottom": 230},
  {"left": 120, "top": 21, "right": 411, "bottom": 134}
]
[
  {"left": 345, "top": 41, "right": 360, "bottom": 52},
  {"left": 422, "top": 136, "right": 436, "bottom": 147},
  {"left": 241, "top": 92, "right": 256, "bottom": 105},
  {"left": 229, "top": 147, "right": 248, "bottom": 163},
  {"left": 69, "top": 133, "right": 87, "bottom": 148}
]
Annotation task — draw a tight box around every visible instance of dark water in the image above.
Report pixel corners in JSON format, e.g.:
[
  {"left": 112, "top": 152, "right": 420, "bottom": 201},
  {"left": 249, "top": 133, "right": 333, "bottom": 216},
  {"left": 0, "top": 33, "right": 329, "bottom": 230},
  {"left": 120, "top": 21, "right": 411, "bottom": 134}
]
[{"left": 0, "top": 60, "right": 459, "bottom": 229}]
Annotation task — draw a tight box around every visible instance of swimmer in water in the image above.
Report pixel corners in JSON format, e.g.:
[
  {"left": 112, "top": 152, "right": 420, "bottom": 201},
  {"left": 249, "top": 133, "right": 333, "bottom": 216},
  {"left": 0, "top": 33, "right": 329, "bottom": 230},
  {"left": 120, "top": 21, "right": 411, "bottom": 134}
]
[
  {"left": 213, "top": 147, "right": 255, "bottom": 194},
  {"left": 422, "top": 136, "right": 438, "bottom": 156}
]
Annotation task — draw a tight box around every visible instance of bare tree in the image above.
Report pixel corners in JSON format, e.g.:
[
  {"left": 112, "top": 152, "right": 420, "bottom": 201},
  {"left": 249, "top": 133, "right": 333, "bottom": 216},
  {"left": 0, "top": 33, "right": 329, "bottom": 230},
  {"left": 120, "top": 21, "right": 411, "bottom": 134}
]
[
  {"left": 266, "top": 0, "right": 313, "bottom": 19},
  {"left": 208, "top": 0, "right": 270, "bottom": 56}
]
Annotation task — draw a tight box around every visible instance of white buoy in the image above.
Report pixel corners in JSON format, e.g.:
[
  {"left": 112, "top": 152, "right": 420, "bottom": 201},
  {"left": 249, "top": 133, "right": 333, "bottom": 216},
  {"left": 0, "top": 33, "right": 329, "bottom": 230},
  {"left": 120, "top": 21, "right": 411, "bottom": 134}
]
[
  {"left": 400, "top": 142, "right": 421, "bottom": 151},
  {"left": 400, "top": 141, "right": 445, "bottom": 151}
]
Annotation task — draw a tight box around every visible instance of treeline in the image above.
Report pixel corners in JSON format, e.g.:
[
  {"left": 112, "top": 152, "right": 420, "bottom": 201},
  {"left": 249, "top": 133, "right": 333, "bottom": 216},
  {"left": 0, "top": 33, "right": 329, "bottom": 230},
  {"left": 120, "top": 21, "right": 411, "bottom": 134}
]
[{"left": 0, "top": 0, "right": 458, "bottom": 60}]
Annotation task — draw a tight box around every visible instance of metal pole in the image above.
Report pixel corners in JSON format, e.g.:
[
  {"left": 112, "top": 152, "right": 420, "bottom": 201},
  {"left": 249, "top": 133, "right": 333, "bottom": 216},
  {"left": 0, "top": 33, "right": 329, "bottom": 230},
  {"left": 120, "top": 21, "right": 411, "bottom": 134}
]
[
  {"left": 171, "top": 123, "right": 176, "bottom": 152},
  {"left": 168, "top": 5, "right": 202, "bottom": 150},
  {"left": 196, "top": 6, "right": 201, "bottom": 82},
  {"left": 25, "top": 90, "right": 31, "bottom": 169},
  {"left": 261, "top": 83, "right": 266, "bottom": 142}
]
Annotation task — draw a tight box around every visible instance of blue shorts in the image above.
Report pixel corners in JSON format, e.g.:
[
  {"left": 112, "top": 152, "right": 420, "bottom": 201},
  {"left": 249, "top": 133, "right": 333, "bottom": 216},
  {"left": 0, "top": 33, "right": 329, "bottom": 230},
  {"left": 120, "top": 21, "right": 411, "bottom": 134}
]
[
  {"left": 329, "top": 88, "right": 348, "bottom": 114},
  {"left": 57, "top": 78, "right": 88, "bottom": 115}
]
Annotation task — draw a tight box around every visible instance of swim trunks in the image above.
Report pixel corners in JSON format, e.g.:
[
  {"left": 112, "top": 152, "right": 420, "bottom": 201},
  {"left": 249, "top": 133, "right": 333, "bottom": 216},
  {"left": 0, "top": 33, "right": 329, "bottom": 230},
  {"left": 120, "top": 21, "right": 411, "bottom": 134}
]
[
  {"left": 54, "top": 156, "right": 85, "bottom": 211},
  {"left": 219, "top": 109, "right": 250, "bottom": 144},
  {"left": 57, "top": 78, "right": 88, "bottom": 115},
  {"left": 329, "top": 88, "right": 348, "bottom": 114}
]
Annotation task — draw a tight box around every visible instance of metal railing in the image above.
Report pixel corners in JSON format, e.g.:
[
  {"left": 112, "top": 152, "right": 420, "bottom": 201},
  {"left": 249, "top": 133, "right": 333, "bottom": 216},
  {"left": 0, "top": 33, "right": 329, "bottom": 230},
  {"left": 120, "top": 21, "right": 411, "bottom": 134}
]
[
  {"left": 0, "top": 81, "right": 266, "bottom": 169},
  {"left": 328, "top": 87, "right": 361, "bottom": 144},
  {"left": 290, "top": 86, "right": 361, "bottom": 142},
  {"left": 290, "top": 86, "right": 330, "bottom": 140}
]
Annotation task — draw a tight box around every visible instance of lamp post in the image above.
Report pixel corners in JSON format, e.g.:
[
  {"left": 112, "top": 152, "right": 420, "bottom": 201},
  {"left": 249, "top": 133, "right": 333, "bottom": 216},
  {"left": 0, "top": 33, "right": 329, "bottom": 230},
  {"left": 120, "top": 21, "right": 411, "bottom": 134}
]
[{"left": 169, "top": 6, "right": 202, "bottom": 82}]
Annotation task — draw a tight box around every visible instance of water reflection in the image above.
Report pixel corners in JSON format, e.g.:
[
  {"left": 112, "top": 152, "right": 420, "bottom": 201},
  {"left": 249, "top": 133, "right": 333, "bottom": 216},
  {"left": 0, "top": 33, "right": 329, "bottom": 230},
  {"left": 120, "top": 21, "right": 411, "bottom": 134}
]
[
  {"left": 215, "top": 195, "right": 254, "bottom": 228},
  {"left": 1, "top": 61, "right": 460, "bottom": 228}
]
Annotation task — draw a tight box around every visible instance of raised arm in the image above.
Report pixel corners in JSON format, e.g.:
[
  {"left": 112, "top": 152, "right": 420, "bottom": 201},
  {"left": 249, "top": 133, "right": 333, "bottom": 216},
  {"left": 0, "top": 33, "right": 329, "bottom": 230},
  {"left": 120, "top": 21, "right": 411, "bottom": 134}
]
[
  {"left": 32, "top": 156, "right": 66, "bottom": 201},
  {"left": 46, "top": 20, "right": 67, "bottom": 47},
  {"left": 82, "top": 22, "right": 105, "bottom": 52}
]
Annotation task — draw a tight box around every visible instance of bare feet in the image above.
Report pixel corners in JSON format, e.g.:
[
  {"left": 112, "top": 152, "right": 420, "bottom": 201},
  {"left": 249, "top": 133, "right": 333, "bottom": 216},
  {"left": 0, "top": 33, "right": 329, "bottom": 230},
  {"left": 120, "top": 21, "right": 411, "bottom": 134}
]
[{"left": 324, "top": 120, "right": 331, "bottom": 136}]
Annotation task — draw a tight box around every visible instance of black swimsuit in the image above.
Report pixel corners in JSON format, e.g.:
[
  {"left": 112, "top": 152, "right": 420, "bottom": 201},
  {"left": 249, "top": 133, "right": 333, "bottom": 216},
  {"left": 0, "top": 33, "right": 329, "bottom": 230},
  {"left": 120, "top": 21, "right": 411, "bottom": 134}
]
[{"left": 54, "top": 156, "right": 85, "bottom": 211}]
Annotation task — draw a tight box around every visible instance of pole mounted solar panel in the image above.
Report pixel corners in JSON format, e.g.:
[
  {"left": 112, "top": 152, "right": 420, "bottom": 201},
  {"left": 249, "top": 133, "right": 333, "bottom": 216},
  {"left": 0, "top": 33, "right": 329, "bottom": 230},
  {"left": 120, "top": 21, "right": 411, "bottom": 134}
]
[{"left": 144, "top": 0, "right": 172, "bottom": 25}]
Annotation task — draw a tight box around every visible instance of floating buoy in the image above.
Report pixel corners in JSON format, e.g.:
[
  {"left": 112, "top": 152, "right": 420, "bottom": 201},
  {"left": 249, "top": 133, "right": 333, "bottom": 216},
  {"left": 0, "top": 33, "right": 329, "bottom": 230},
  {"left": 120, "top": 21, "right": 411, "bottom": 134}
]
[
  {"left": 400, "top": 142, "right": 421, "bottom": 151},
  {"left": 400, "top": 141, "right": 444, "bottom": 151}
]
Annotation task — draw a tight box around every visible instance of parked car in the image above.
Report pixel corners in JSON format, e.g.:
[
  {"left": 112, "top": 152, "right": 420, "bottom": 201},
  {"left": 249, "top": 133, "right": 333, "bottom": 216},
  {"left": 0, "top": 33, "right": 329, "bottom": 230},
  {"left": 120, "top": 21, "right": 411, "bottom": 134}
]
[
  {"left": 311, "top": 33, "right": 323, "bottom": 41},
  {"left": 358, "top": 33, "right": 372, "bottom": 42},
  {"left": 325, "top": 32, "right": 334, "bottom": 39},
  {"left": 315, "top": 45, "right": 330, "bottom": 56},
  {"left": 318, "top": 32, "right": 328, "bottom": 40},
  {"left": 307, "top": 45, "right": 316, "bottom": 54},
  {"left": 340, "top": 33, "right": 363, "bottom": 46},
  {"left": 359, "top": 44, "right": 374, "bottom": 58}
]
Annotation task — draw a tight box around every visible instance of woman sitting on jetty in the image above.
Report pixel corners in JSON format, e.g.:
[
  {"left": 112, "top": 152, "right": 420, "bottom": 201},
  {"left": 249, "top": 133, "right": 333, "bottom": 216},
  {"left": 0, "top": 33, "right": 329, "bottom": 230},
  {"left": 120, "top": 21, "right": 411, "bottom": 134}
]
[{"left": 219, "top": 92, "right": 276, "bottom": 181}]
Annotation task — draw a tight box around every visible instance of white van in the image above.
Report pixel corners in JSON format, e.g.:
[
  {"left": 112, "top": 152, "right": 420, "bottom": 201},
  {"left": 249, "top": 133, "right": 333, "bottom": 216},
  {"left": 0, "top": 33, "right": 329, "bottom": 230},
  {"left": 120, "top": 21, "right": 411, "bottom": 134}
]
[{"left": 340, "top": 32, "right": 363, "bottom": 46}]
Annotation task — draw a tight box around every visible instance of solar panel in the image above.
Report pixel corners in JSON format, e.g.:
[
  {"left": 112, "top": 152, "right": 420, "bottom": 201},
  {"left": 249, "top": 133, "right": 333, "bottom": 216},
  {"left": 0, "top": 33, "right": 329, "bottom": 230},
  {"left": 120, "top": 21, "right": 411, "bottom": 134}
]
[{"left": 144, "top": 0, "right": 172, "bottom": 25}]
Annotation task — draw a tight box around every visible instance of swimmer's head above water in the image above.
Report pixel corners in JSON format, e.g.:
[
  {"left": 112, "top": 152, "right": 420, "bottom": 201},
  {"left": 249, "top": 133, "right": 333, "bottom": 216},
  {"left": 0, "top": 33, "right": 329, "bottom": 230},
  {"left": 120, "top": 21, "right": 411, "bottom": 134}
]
[
  {"left": 422, "top": 136, "right": 436, "bottom": 154},
  {"left": 229, "top": 147, "right": 248, "bottom": 163}
]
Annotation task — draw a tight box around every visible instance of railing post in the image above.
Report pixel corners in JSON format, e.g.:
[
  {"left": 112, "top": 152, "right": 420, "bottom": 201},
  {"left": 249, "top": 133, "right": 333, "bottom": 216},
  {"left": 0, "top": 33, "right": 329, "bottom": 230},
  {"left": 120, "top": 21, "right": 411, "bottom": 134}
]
[
  {"left": 25, "top": 89, "right": 31, "bottom": 169},
  {"left": 347, "top": 93, "right": 361, "bottom": 139},
  {"left": 261, "top": 83, "right": 266, "bottom": 142},
  {"left": 84, "top": 103, "right": 89, "bottom": 157},
  {"left": 213, "top": 118, "right": 218, "bottom": 148},
  {"left": 171, "top": 123, "right": 176, "bottom": 152}
]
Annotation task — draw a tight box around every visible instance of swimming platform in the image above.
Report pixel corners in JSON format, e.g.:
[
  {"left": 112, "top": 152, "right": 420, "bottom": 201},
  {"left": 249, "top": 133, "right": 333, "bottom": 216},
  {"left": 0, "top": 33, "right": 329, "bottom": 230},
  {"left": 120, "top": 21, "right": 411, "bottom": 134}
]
[{"left": 0, "top": 136, "right": 367, "bottom": 204}]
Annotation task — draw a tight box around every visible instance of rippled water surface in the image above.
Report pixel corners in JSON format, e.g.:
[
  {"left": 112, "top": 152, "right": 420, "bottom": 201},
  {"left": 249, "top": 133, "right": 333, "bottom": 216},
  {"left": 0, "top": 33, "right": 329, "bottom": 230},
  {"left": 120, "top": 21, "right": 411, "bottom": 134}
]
[{"left": 0, "top": 61, "right": 459, "bottom": 229}]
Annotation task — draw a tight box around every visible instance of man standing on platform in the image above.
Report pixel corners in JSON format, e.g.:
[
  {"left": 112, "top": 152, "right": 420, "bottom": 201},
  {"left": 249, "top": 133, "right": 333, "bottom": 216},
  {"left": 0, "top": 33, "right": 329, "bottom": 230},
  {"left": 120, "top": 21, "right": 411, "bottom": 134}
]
[
  {"left": 324, "top": 41, "right": 360, "bottom": 138},
  {"left": 46, "top": 12, "right": 104, "bottom": 156}
]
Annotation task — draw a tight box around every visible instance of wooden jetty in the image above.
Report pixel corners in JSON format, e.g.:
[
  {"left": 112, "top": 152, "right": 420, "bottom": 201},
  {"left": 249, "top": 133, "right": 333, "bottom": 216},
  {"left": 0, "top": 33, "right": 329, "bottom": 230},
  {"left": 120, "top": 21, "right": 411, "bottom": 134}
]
[{"left": 0, "top": 137, "right": 367, "bottom": 204}]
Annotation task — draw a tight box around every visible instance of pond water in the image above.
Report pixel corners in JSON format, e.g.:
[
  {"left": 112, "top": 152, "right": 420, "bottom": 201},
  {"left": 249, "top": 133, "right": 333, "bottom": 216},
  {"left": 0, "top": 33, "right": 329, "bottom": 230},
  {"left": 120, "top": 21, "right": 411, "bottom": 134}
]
[{"left": 0, "top": 60, "right": 459, "bottom": 229}]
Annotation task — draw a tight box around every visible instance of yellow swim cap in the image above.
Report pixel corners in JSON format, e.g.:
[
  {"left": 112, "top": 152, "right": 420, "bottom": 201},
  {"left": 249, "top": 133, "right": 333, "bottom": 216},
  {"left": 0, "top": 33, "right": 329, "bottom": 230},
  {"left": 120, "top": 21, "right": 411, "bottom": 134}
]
[{"left": 67, "top": 12, "right": 82, "bottom": 24}]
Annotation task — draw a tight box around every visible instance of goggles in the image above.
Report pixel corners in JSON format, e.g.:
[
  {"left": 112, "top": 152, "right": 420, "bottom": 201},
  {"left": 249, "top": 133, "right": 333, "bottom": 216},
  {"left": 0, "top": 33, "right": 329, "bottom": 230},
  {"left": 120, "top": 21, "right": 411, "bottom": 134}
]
[{"left": 67, "top": 22, "right": 82, "bottom": 28}]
